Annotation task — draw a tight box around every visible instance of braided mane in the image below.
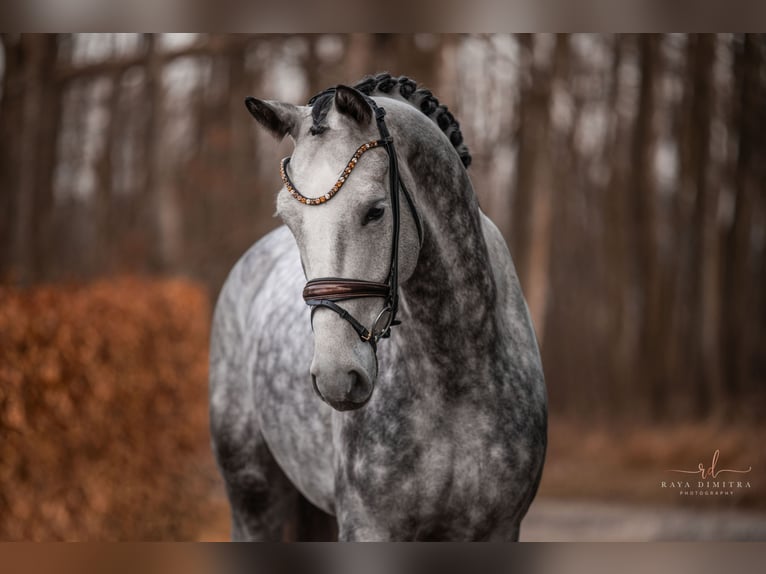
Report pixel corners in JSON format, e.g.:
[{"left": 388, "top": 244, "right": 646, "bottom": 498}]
[{"left": 308, "top": 73, "right": 472, "bottom": 168}]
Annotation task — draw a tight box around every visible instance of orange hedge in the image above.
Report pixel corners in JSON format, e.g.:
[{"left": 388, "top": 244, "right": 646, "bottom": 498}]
[{"left": 0, "top": 277, "right": 216, "bottom": 540}]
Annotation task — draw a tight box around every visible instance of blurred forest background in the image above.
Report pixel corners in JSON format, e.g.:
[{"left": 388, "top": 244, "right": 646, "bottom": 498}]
[{"left": 1, "top": 34, "right": 765, "bottom": 540}]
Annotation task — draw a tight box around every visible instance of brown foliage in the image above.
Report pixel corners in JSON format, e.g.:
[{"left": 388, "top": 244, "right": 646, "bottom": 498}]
[{"left": 0, "top": 277, "right": 216, "bottom": 540}]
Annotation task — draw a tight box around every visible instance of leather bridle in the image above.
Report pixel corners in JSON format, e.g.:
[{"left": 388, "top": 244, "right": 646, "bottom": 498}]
[{"left": 280, "top": 90, "right": 423, "bottom": 349}]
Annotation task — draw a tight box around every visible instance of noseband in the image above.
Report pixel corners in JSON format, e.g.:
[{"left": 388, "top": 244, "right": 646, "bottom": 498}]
[{"left": 280, "top": 90, "right": 423, "bottom": 349}]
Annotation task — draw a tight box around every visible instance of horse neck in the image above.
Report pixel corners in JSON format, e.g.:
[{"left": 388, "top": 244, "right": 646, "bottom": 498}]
[{"left": 398, "top": 141, "right": 500, "bottom": 366}]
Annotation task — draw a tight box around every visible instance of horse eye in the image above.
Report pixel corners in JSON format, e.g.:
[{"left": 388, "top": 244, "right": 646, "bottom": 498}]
[{"left": 364, "top": 206, "right": 385, "bottom": 224}]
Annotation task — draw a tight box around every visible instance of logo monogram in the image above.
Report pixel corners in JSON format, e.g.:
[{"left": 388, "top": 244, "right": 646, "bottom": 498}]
[{"left": 667, "top": 449, "right": 752, "bottom": 479}]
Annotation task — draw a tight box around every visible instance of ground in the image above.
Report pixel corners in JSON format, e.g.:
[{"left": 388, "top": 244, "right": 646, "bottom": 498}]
[{"left": 522, "top": 499, "right": 766, "bottom": 541}]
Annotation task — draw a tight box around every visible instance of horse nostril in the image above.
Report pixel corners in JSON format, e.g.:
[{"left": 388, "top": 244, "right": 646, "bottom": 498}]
[
  {"left": 311, "top": 374, "right": 325, "bottom": 402},
  {"left": 347, "top": 369, "right": 372, "bottom": 403}
]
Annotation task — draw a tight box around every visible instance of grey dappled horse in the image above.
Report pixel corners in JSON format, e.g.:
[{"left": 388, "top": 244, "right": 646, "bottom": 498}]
[{"left": 209, "top": 74, "right": 547, "bottom": 541}]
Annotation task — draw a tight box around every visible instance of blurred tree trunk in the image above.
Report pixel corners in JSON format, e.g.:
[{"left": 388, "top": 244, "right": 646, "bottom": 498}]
[
  {"left": 0, "top": 34, "right": 24, "bottom": 281},
  {"left": 630, "top": 35, "right": 664, "bottom": 419},
  {"left": 677, "top": 34, "right": 717, "bottom": 417},
  {"left": 227, "top": 39, "right": 252, "bottom": 188},
  {"left": 142, "top": 34, "right": 182, "bottom": 272},
  {"left": 29, "top": 35, "right": 61, "bottom": 283},
  {"left": 2, "top": 34, "right": 61, "bottom": 284},
  {"left": 437, "top": 34, "right": 460, "bottom": 109},
  {"left": 693, "top": 35, "right": 720, "bottom": 417},
  {"left": 95, "top": 67, "right": 122, "bottom": 273},
  {"left": 304, "top": 35, "right": 322, "bottom": 97},
  {"left": 396, "top": 34, "right": 442, "bottom": 89},
  {"left": 750, "top": 37, "right": 766, "bottom": 406},
  {"left": 345, "top": 34, "right": 373, "bottom": 81},
  {"left": 138, "top": 34, "right": 160, "bottom": 268},
  {"left": 601, "top": 35, "right": 632, "bottom": 415},
  {"left": 511, "top": 35, "right": 537, "bottom": 282},
  {"left": 193, "top": 36, "right": 241, "bottom": 280},
  {"left": 721, "top": 34, "right": 762, "bottom": 413},
  {"left": 511, "top": 34, "right": 559, "bottom": 340}
]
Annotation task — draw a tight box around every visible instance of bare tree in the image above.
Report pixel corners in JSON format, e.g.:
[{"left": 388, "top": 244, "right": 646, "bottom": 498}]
[
  {"left": 0, "top": 34, "right": 61, "bottom": 284},
  {"left": 675, "top": 34, "right": 717, "bottom": 417},
  {"left": 511, "top": 34, "right": 556, "bottom": 338},
  {"left": 721, "top": 34, "right": 763, "bottom": 414},
  {"left": 631, "top": 35, "right": 663, "bottom": 418}
]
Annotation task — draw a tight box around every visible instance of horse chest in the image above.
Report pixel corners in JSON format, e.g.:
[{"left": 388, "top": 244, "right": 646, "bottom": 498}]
[{"left": 339, "top": 398, "right": 529, "bottom": 534}]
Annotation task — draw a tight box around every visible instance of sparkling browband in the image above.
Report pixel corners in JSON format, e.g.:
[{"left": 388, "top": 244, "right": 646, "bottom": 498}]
[{"left": 280, "top": 140, "right": 381, "bottom": 205}]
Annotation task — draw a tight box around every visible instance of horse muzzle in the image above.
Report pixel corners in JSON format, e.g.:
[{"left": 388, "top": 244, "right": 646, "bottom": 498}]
[{"left": 310, "top": 362, "right": 375, "bottom": 411}]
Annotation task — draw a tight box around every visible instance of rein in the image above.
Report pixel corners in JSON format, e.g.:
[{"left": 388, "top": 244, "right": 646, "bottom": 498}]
[{"left": 280, "top": 89, "right": 422, "bottom": 348}]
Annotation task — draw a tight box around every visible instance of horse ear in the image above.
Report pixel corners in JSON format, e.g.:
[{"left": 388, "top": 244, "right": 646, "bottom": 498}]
[
  {"left": 245, "top": 97, "right": 300, "bottom": 140},
  {"left": 334, "top": 85, "right": 372, "bottom": 125}
]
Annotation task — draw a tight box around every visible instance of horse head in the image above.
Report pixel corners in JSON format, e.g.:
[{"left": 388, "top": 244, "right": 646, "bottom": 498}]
[{"left": 245, "top": 85, "right": 422, "bottom": 411}]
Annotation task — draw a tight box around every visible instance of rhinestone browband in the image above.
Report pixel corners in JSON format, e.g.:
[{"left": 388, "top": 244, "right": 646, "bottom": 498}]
[{"left": 280, "top": 140, "right": 381, "bottom": 205}]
